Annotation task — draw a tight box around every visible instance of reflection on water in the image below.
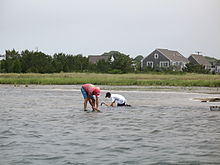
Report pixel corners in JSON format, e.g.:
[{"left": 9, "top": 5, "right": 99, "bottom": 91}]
[{"left": 0, "top": 85, "right": 220, "bottom": 165}]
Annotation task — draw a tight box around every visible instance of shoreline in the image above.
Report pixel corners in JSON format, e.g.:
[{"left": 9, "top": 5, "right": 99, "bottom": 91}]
[{"left": 1, "top": 84, "right": 220, "bottom": 94}]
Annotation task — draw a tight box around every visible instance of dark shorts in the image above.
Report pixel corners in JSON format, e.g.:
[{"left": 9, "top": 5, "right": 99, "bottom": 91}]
[
  {"left": 81, "top": 87, "right": 95, "bottom": 99},
  {"left": 117, "top": 103, "right": 126, "bottom": 106}
]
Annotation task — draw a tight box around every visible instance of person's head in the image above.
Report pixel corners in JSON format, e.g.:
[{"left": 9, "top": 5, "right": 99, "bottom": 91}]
[
  {"left": 105, "top": 92, "right": 111, "bottom": 98},
  {"left": 93, "top": 87, "right": 100, "bottom": 97}
]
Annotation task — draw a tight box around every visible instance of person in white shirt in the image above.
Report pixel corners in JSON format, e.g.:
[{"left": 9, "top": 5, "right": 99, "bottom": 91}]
[{"left": 102, "top": 92, "right": 131, "bottom": 107}]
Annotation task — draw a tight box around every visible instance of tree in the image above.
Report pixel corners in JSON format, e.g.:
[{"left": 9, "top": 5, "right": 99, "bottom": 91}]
[
  {"left": 99, "top": 51, "right": 133, "bottom": 73},
  {"left": 110, "top": 52, "right": 133, "bottom": 73},
  {"left": 4, "top": 49, "right": 21, "bottom": 73},
  {"left": 183, "top": 63, "right": 210, "bottom": 74},
  {"left": 21, "top": 50, "right": 53, "bottom": 73},
  {"left": 73, "top": 54, "right": 88, "bottom": 72},
  {"left": 0, "top": 60, "right": 6, "bottom": 73},
  {"left": 96, "top": 59, "right": 110, "bottom": 73},
  {"left": 133, "top": 55, "right": 144, "bottom": 72},
  {"left": 52, "top": 53, "right": 67, "bottom": 72},
  {"left": 5, "top": 49, "right": 20, "bottom": 60},
  {"left": 13, "top": 59, "right": 22, "bottom": 73}
]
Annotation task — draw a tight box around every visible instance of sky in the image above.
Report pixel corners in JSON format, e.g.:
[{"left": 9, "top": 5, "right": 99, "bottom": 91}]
[{"left": 0, "top": 0, "right": 220, "bottom": 58}]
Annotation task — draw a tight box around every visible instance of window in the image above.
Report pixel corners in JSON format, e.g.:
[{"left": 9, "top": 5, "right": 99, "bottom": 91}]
[
  {"left": 160, "top": 61, "right": 169, "bottom": 67},
  {"left": 147, "top": 61, "right": 153, "bottom": 68},
  {"left": 174, "top": 62, "right": 179, "bottom": 66},
  {"left": 154, "top": 53, "right": 159, "bottom": 59}
]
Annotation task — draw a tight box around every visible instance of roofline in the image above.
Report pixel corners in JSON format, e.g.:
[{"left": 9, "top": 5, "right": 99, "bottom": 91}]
[
  {"left": 189, "top": 54, "right": 210, "bottom": 65},
  {"left": 142, "top": 48, "right": 189, "bottom": 63},
  {"left": 189, "top": 54, "right": 200, "bottom": 64},
  {"left": 156, "top": 49, "right": 172, "bottom": 61},
  {"left": 142, "top": 49, "right": 162, "bottom": 61},
  {"left": 141, "top": 49, "right": 177, "bottom": 62},
  {"left": 88, "top": 55, "right": 101, "bottom": 57}
]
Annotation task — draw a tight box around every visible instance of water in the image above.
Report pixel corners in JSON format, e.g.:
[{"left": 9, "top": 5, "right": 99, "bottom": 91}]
[{"left": 0, "top": 85, "right": 220, "bottom": 165}]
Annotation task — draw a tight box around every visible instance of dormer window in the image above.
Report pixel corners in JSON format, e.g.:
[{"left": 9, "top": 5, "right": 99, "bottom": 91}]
[{"left": 154, "top": 53, "right": 159, "bottom": 59}]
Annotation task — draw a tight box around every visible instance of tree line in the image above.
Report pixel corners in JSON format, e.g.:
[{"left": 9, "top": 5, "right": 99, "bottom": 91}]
[{"left": 0, "top": 49, "right": 211, "bottom": 74}]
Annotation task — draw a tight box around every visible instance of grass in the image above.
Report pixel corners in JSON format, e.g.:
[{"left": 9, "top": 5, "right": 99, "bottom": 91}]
[{"left": 0, "top": 72, "right": 220, "bottom": 87}]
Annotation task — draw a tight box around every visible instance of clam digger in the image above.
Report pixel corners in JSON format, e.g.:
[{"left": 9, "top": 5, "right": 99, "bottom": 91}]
[
  {"left": 101, "top": 92, "right": 131, "bottom": 107},
  {"left": 81, "top": 84, "right": 101, "bottom": 112}
]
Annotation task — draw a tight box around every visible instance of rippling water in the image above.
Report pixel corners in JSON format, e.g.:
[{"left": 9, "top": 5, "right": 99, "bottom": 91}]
[{"left": 0, "top": 85, "right": 220, "bottom": 165}]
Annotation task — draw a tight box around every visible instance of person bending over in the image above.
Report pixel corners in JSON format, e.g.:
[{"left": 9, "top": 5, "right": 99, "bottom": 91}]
[
  {"left": 103, "top": 92, "right": 131, "bottom": 107},
  {"left": 81, "top": 84, "right": 100, "bottom": 112}
]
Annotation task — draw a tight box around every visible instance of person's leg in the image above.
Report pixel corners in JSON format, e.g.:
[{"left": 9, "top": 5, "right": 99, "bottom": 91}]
[
  {"left": 83, "top": 99, "right": 88, "bottom": 111},
  {"left": 81, "top": 87, "right": 88, "bottom": 98},
  {"left": 81, "top": 87, "right": 88, "bottom": 111},
  {"left": 117, "top": 103, "right": 126, "bottom": 106}
]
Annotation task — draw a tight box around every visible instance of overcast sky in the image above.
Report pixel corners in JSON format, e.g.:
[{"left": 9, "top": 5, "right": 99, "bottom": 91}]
[{"left": 0, "top": 0, "right": 220, "bottom": 58}]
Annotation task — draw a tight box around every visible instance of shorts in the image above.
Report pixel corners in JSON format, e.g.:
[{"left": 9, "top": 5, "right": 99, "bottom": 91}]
[
  {"left": 117, "top": 103, "right": 126, "bottom": 106},
  {"left": 81, "top": 87, "right": 95, "bottom": 99}
]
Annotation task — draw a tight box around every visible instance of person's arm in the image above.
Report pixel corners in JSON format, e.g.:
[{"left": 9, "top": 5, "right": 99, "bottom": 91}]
[
  {"left": 110, "top": 101, "right": 115, "bottom": 107},
  {"left": 91, "top": 96, "right": 100, "bottom": 112},
  {"left": 87, "top": 94, "right": 100, "bottom": 112},
  {"left": 101, "top": 100, "right": 115, "bottom": 107},
  {"left": 95, "top": 96, "right": 99, "bottom": 110}
]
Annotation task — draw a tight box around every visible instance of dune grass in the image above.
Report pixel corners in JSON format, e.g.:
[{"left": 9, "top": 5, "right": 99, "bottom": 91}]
[{"left": 0, "top": 72, "right": 220, "bottom": 87}]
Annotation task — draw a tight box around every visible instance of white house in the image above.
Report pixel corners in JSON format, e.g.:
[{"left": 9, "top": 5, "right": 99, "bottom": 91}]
[{"left": 0, "top": 55, "right": 6, "bottom": 60}]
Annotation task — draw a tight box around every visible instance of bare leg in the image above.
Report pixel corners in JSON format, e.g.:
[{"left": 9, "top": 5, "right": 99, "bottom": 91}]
[
  {"left": 84, "top": 99, "right": 88, "bottom": 111},
  {"left": 89, "top": 98, "right": 95, "bottom": 111}
]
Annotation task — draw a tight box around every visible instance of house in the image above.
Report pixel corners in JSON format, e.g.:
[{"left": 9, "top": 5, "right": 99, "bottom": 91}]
[
  {"left": 88, "top": 54, "right": 114, "bottom": 64},
  {"left": 188, "top": 54, "right": 212, "bottom": 70},
  {"left": 141, "top": 48, "right": 189, "bottom": 71},
  {"left": 215, "top": 62, "right": 220, "bottom": 74},
  {"left": 0, "top": 54, "right": 6, "bottom": 60}
]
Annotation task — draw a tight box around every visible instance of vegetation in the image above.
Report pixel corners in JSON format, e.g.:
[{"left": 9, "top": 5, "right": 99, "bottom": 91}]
[
  {"left": 0, "top": 49, "right": 134, "bottom": 74},
  {"left": 183, "top": 63, "right": 210, "bottom": 74},
  {"left": 0, "top": 49, "right": 88, "bottom": 73},
  {"left": 0, "top": 49, "right": 219, "bottom": 87},
  {"left": 0, "top": 49, "right": 214, "bottom": 74},
  {"left": 1, "top": 73, "right": 220, "bottom": 87},
  {"left": 205, "top": 56, "right": 218, "bottom": 66}
]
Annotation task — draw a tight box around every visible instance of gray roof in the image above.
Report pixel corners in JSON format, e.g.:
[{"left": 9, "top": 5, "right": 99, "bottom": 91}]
[
  {"left": 157, "top": 49, "right": 189, "bottom": 62},
  {"left": 88, "top": 55, "right": 110, "bottom": 64},
  {"left": 189, "top": 54, "right": 211, "bottom": 66}
]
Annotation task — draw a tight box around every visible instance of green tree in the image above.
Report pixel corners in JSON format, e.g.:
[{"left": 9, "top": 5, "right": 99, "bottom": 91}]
[
  {"left": 133, "top": 55, "right": 144, "bottom": 72},
  {"left": 4, "top": 49, "right": 21, "bottom": 73},
  {"left": 13, "top": 59, "right": 22, "bottom": 73},
  {"left": 73, "top": 54, "right": 88, "bottom": 72},
  {"left": 183, "top": 63, "right": 210, "bottom": 74},
  {"left": 21, "top": 50, "right": 53, "bottom": 73},
  {"left": 0, "top": 60, "right": 6, "bottom": 73},
  {"left": 110, "top": 51, "right": 133, "bottom": 73},
  {"left": 52, "top": 53, "right": 67, "bottom": 72},
  {"left": 96, "top": 59, "right": 111, "bottom": 73}
]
